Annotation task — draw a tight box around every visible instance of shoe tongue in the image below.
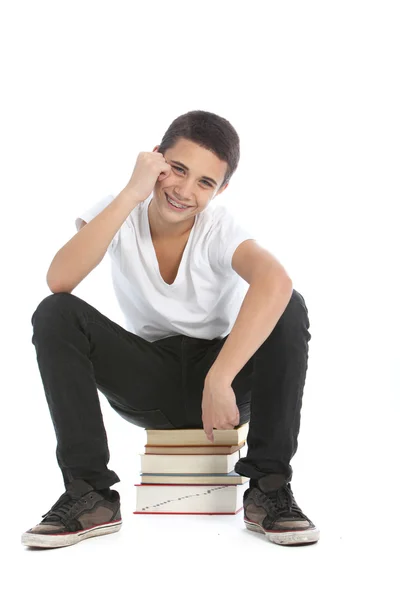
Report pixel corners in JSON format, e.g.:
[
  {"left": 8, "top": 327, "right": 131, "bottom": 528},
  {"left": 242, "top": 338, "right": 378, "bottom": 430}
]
[
  {"left": 42, "top": 480, "right": 95, "bottom": 522},
  {"left": 257, "top": 473, "right": 288, "bottom": 494},
  {"left": 65, "top": 479, "right": 94, "bottom": 499}
]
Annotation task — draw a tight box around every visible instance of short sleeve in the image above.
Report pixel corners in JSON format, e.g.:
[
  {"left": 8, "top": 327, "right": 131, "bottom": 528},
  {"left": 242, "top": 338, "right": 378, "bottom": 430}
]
[
  {"left": 75, "top": 194, "right": 119, "bottom": 252},
  {"left": 208, "top": 206, "right": 256, "bottom": 276}
]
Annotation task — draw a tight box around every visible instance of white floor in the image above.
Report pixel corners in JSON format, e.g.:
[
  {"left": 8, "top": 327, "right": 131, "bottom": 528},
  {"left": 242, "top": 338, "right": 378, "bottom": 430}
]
[
  {"left": 6, "top": 381, "right": 398, "bottom": 599},
  {"left": 3, "top": 2, "right": 400, "bottom": 597}
]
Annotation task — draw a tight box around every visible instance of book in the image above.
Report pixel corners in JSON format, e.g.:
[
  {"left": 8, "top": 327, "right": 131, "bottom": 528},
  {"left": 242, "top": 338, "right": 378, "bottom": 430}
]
[
  {"left": 139, "top": 445, "right": 247, "bottom": 474},
  {"left": 144, "top": 441, "right": 246, "bottom": 455},
  {"left": 134, "top": 481, "right": 249, "bottom": 514},
  {"left": 134, "top": 424, "right": 250, "bottom": 515},
  {"left": 145, "top": 422, "right": 249, "bottom": 447},
  {"left": 140, "top": 469, "right": 249, "bottom": 485}
]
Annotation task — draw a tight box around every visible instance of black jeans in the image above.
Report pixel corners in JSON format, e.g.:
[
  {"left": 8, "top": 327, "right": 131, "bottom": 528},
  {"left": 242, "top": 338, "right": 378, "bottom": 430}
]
[{"left": 30, "top": 289, "right": 311, "bottom": 491}]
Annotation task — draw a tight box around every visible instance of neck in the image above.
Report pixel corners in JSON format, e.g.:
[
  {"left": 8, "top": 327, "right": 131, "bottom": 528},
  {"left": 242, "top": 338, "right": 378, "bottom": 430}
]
[{"left": 148, "top": 196, "right": 195, "bottom": 241}]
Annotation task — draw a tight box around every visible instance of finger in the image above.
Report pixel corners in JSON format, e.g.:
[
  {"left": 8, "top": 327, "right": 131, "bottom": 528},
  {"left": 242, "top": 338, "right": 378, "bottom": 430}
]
[
  {"left": 158, "top": 167, "right": 171, "bottom": 180},
  {"left": 203, "top": 423, "right": 214, "bottom": 442},
  {"left": 203, "top": 421, "right": 212, "bottom": 438}
]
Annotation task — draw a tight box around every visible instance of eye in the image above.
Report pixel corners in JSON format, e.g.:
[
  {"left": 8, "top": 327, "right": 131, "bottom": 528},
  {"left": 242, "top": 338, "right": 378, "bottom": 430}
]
[{"left": 173, "top": 165, "right": 212, "bottom": 187}]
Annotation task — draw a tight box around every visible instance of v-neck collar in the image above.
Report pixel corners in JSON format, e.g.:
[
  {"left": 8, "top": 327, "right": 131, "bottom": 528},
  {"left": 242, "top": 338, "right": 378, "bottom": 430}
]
[{"left": 143, "top": 195, "right": 198, "bottom": 287}]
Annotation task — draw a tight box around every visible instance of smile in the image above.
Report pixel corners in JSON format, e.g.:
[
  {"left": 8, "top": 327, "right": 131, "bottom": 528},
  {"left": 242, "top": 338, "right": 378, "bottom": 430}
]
[{"left": 165, "top": 194, "right": 192, "bottom": 211}]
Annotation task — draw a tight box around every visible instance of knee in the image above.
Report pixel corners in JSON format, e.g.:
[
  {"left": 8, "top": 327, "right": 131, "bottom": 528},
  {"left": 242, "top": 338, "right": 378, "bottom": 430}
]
[
  {"left": 284, "top": 289, "right": 310, "bottom": 332},
  {"left": 290, "top": 289, "right": 306, "bottom": 307},
  {"left": 288, "top": 289, "right": 309, "bottom": 314},
  {"left": 265, "top": 289, "right": 310, "bottom": 335},
  {"left": 31, "top": 292, "right": 78, "bottom": 326}
]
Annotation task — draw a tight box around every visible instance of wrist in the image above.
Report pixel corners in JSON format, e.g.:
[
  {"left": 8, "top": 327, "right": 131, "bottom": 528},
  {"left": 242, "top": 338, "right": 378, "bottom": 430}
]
[
  {"left": 205, "top": 369, "right": 233, "bottom": 387},
  {"left": 120, "top": 185, "right": 145, "bottom": 206}
]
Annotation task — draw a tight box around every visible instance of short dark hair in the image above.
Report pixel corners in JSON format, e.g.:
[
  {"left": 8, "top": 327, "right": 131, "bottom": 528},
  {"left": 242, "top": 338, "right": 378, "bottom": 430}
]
[{"left": 158, "top": 110, "right": 240, "bottom": 189}]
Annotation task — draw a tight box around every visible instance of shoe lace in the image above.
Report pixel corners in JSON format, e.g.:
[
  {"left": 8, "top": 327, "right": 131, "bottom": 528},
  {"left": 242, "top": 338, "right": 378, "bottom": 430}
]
[
  {"left": 41, "top": 491, "right": 86, "bottom": 523},
  {"left": 262, "top": 483, "right": 306, "bottom": 519}
]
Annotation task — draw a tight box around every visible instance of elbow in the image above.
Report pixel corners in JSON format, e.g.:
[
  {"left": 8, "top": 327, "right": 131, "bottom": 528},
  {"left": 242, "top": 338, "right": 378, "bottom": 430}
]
[{"left": 46, "top": 274, "right": 73, "bottom": 295}]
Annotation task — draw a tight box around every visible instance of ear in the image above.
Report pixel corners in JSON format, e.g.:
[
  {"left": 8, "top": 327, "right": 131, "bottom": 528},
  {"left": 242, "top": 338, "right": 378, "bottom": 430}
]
[
  {"left": 216, "top": 182, "right": 229, "bottom": 196},
  {"left": 153, "top": 145, "right": 160, "bottom": 152}
]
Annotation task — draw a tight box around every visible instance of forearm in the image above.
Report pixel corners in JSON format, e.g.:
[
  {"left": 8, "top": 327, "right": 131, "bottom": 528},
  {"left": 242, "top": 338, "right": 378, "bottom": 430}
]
[
  {"left": 206, "top": 275, "right": 293, "bottom": 385},
  {"left": 47, "top": 187, "right": 141, "bottom": 293}
]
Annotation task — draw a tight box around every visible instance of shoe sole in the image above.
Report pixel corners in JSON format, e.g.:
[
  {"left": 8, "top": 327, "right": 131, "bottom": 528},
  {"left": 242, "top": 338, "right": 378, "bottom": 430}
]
[
  {"left": 244, "top": 518, "right": 320, "bottom": 545},
  {"left": 21, "top": 519, "right": 122, "bottom": 548}
]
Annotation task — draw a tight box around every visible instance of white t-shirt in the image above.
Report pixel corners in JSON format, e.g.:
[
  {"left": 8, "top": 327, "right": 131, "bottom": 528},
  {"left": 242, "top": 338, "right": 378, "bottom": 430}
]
[{"left": 75, "top": 193, "right": 256, "bottom": 342}]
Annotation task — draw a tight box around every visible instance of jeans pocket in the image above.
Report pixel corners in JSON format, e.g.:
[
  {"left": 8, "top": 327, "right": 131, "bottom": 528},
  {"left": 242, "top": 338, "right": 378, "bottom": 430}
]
[{"left": 109, "top": 404, "right": 177, "bottom": 429}]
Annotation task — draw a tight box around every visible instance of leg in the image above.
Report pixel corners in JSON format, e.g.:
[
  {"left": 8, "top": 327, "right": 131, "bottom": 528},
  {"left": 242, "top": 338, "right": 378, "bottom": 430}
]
[
  {"left": 31, "top": 292, "right": 185, "bottom": 491},
  {"left": 233, "top": 289, "right": 312, "bottom": 482}
]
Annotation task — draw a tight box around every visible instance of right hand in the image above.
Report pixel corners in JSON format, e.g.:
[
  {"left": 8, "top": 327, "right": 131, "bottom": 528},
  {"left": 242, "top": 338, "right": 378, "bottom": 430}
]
[{"left": 124, "top": 151, "right": 172, "bottom": 203}]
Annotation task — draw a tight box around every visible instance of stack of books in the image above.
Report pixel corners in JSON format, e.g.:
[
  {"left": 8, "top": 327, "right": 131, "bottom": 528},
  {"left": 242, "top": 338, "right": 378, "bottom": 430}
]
[{"left": 134, "top": 423, "right": 250, "bottom": 515}]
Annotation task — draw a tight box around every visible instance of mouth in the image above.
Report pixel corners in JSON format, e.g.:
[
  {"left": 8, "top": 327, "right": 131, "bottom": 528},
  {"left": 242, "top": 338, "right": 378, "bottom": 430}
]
[{"left": 165, "top": 193, "right": 192, "bottom": 211}]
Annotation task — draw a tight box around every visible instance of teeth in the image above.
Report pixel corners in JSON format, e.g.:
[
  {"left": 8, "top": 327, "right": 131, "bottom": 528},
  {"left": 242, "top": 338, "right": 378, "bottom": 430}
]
[{"left": 168, "top": 195, "right": 187, "bottom": 209}]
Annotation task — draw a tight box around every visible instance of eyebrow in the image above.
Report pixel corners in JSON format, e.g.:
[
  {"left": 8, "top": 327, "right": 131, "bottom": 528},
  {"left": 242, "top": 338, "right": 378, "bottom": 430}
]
[{"left": 170, "top": 160, "right": 218, "bottom": 186}]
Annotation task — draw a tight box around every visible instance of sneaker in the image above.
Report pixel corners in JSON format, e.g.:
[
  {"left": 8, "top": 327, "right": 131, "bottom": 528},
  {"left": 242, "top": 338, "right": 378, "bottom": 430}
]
[
  {"left": 243, "top": 473, "right": 320, "bottom": 546},
  {"left": 21, "top": 479, "right": 122, "bottom": 548}
]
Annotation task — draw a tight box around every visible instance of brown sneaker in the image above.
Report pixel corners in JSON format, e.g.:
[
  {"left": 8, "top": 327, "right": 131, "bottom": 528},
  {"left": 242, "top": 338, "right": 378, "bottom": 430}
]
[
  {"left": 243, "top": 474, "right": 320, "bottom": 546},
  {"left": 21, "top": 479, "right": 122, "bottom": 548}
]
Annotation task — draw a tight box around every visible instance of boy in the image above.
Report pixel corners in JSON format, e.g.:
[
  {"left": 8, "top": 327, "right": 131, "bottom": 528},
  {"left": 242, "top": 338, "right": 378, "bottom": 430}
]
[{"left": 22, "top": 110, "right": 319, "bottom": 548}]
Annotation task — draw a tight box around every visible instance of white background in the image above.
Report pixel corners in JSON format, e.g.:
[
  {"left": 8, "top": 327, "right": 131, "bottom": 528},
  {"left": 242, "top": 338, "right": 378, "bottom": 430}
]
[{"left": 1, "top": 0, "right": 399, "bottom": 597}]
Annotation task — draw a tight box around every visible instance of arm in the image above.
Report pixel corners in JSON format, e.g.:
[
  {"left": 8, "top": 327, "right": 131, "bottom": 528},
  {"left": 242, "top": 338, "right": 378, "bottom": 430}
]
[
  {"left": 205, "top": 239, "right": 293, "bottom": 385},
  {"left": 205, "top": 275, "right": 293, "bottom": 385},
  {"left": 46, "top": 187, "right": 142, "bottom": 293}
]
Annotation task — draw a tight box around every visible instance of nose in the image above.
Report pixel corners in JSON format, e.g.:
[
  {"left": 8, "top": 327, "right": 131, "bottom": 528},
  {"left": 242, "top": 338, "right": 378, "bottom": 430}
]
[{"left": 175, "top": 181, "right": 194, "bottom": 202}]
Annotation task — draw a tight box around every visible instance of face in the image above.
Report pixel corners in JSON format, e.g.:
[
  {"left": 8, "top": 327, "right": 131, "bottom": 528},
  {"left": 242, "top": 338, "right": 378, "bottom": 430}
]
[{"left": 152, "top": 138, "right": 229, "bottom": 224}]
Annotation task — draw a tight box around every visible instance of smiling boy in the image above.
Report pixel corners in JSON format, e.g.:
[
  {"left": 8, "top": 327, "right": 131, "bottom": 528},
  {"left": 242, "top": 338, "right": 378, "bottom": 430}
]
[{"left": 22, "top": 110, "right": 319, "bottom": 548}]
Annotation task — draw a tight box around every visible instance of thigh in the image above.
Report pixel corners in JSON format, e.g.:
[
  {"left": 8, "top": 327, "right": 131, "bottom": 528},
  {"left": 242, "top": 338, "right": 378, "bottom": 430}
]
[
  {"left": 87, "top": 320, "right": 185, "bottom": 429},
  {"left": 34, "top": 292, "right": 185, "bottom": 429}
]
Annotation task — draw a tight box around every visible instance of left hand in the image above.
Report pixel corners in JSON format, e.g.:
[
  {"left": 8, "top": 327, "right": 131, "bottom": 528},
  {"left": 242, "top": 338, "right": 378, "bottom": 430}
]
[{"left": 202, "top": 378, "right": 240, "bottom": 443}]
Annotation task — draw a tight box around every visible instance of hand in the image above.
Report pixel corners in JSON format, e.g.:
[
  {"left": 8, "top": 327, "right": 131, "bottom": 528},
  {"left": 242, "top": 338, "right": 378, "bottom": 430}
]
[
  {"left": 125, "top": 151, "right": 172, "bottom": 201},
  {"left": 201, "top": 379, "right": 240, "bottom": 443}
]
